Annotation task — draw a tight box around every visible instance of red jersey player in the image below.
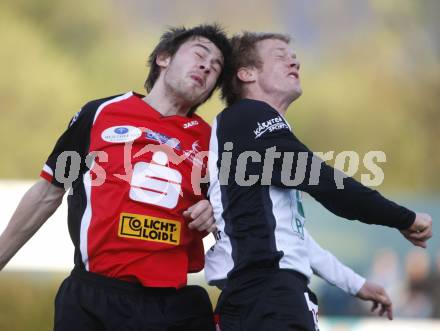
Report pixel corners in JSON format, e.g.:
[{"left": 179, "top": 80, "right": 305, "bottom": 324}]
[{"left": 0, "top": 24, "right": 231, "bottom": 331}]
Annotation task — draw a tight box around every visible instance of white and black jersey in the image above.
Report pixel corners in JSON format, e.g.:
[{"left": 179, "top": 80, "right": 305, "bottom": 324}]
[{"left": 205, "top": 98, "right": 415, "bottom": 284}]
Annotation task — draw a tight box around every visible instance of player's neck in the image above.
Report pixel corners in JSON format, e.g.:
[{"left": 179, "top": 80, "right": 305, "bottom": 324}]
[
  {"left": 244, "top": 91, "right": 290, "bottom": 116},
  {"left": 143, "top": 86, "right": 191, "bottom": 117}
]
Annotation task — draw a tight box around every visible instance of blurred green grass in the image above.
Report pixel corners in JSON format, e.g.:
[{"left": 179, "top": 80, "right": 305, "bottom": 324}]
[{"left": 0, "top": 271, "right": 67, "bottom": 331}]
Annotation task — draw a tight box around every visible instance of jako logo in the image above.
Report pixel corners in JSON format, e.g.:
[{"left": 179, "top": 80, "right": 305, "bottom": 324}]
[{"left": 183, "top": 120, "right": 199, "bottom": 129}]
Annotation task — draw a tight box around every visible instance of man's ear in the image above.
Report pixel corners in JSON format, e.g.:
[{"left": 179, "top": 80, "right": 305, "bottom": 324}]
[
  {"left": 156, "top": 52, "right": 171, "bottom": 68},
  {"left": 237, "top": 67, "right": 256, "bottom": 83}
]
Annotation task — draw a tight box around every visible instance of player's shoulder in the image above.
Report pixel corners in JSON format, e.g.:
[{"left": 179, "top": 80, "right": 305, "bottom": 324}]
[
  {"left": 69, "top": 92, "right": 130, "bottom": 127},
  {"left": 221, "top": 98, "right": 279, "bottom": 123},
  {"left": 215, "top": 98, "right": 291, "bottom": 142},
  {"left": 81, "top": 92, "right": 130, "bottom": 112},
  {"left": 217, "top": 98, "right": 282, "bottom": 130}
]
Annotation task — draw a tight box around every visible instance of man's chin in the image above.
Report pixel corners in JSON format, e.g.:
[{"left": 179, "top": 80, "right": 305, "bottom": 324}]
[
  {"left": 290, "top": 88, "right": 303, "bottom": 102},
  {"left": 183, "top": 96, "right": 209, "bottom": 113}
]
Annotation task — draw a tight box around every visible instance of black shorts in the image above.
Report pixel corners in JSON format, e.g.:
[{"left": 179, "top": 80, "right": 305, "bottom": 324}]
[
  {"left": 214, "top": 268, "right": 319, "bottom": 331},
  {"left": 54, "top": 268, "right": 215, "bottom": 331}
]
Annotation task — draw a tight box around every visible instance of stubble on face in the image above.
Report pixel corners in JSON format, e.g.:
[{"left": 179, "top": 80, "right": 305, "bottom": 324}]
[{"left": 163, "top": 37, "right": 223, "bottom": 107}]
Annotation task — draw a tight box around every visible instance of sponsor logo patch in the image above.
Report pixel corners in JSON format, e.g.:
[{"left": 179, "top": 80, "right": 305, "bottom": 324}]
[
  {"left": 253, "top": 116, "right": 289, "bottom": 139},
  {"left": 101, "top": 126, "right": 142, "bottom": 143},
  {"left": 145, "top": 128, "right": 181, "bottom": 150},
  {"left": 118, "top": 213, "right": 181, "bottom": 245}
]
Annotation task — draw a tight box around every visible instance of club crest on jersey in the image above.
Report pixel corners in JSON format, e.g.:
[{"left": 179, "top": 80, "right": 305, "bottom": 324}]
[
  {"left": 292, "top": 191, "right": 305, "bottom": 240},
  {"left": 183, "top": 120, "right": 199, "bottom": 129},
  {"left": 101, "top": 126, "right": 142, "bottom": 143},
  {"left": 253, "top": 116, "right": 289, "bottom": 139},
  {"left": 145, "top": 128, "right": 182, "bottom": 150}
]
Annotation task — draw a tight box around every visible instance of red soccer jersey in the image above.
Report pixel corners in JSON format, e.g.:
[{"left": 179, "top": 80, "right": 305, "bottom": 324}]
[{"left": 40, "top": 92, "right": 210, "bottom": 288}]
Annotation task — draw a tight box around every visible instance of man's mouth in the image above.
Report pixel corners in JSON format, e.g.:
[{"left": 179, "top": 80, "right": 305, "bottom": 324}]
[
  {"left": 288, "top": 72, "right": 299, "bottom": 80},
  {"left": 190, "top": 74, "right": 204, "bottom": 86}
]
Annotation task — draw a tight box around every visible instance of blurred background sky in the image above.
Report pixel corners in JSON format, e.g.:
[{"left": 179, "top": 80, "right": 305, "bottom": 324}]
[{"left": 0, "top": 0, "right": 439, "bottom": 329}]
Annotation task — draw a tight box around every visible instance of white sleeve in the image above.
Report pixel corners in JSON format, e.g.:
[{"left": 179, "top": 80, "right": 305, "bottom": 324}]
[{"left": 305, "top": 229, "right": 366, "bottom": 296}]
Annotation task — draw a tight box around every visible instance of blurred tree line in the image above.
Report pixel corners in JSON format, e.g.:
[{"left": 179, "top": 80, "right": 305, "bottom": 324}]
[
  {"left": 0, "top": 0, "right": 149, "bottom": 181},
  {"left": 286, "top": 0, "right": 440, "bottom": 192},
  {"left": 0, "top": 2, "right": 438, "bottom": 330},
  {"left": 0, "top": 0, "right": 438, "bottom": 192}
]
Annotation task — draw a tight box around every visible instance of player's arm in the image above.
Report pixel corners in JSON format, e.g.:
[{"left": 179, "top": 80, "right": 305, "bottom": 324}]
[
  {"left": 306, "top": 230, "right": 393, "bottom": 320},
  {"left": 0, "top": 179, "right": 64, "bottom": 270},
  {"left": 0, "top": 97, "right": 108, "bottom": 271},
  {"left": 237, "top": 100, "right": 431, "bottom": 246},
  {"left": 268, "top": 131, "right": 432, "bottom": 246},
  {"left": 262, "top": 128, "right": 416, "bottom": 229}
]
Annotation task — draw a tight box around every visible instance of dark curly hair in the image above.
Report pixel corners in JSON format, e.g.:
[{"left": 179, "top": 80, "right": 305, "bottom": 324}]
[{"left": 144, "top": 24, "right": 231, "bottom": 112}]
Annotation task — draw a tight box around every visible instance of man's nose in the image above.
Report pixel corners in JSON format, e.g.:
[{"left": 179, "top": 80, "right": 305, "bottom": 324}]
[
  {"left": 289, "top": 59, "right": 300, "bottom": 70},
  {"left": 199, "top": 63, "right": 211, "bottom": 74}
]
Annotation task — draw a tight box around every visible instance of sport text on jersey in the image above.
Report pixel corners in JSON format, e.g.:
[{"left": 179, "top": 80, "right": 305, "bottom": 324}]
[{"left": 254, "top": 116, "right": 289, "bottom": 139}]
